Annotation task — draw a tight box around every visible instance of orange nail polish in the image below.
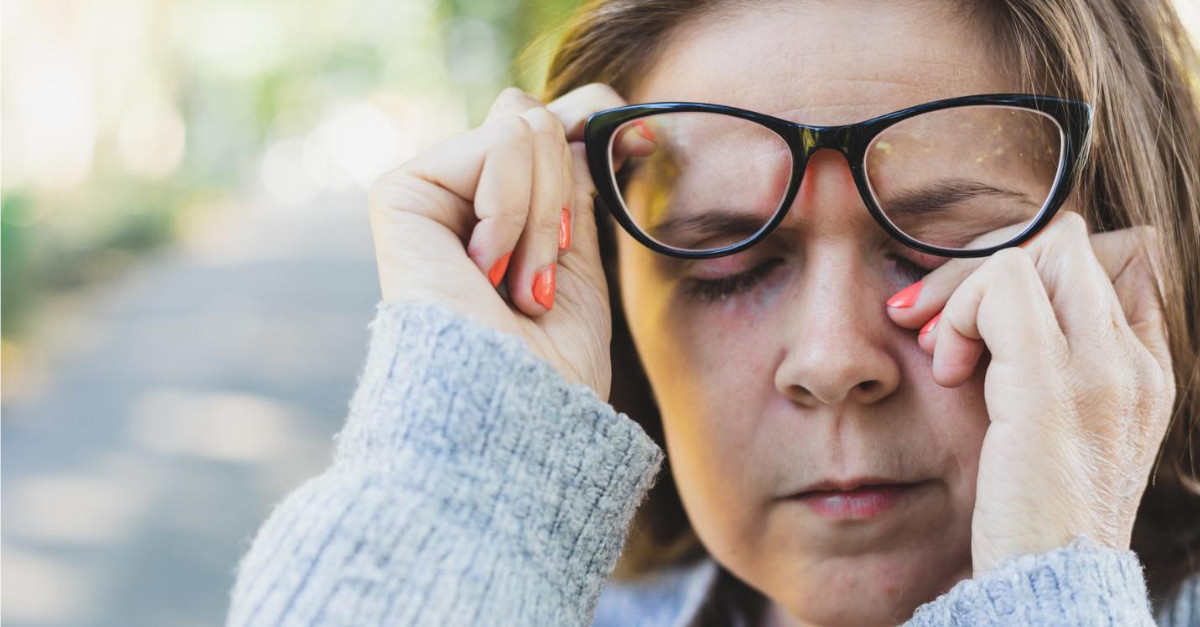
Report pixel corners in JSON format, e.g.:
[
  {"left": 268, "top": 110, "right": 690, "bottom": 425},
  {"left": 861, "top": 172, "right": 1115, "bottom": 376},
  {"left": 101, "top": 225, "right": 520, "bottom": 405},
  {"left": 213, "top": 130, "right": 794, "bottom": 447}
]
[
  {"left": 487, "top": 251, "right": 512, "bottom": 287},
  {"left": 559, "top": 207, "right": 571, "bottom": 251},
  {"left": 632, "top": 119, "right": 656, "bottom": 142},
  {"left": 887, "top": 280, "right": 923, "bottom": 308},
  {"left": 920, "top": 312, "right": 941, "bottom": 337},
  {"left": 532, "top": 263, "right": 556, "bottom": 310}
]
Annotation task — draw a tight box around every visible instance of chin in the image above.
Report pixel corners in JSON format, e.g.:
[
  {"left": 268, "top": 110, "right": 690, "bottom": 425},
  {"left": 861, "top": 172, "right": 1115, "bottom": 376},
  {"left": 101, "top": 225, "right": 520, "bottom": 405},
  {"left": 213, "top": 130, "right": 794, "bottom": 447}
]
[{"left": 759, "top": 533, "right": 972, "bottom": 627}]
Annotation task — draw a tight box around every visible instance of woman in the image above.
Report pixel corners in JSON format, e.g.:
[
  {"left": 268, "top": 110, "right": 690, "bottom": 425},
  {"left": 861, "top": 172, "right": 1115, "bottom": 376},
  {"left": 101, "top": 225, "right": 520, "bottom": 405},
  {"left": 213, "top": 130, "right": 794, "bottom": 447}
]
[{"left": 225, "top": 0, "right": 1200, "bottom": 625}]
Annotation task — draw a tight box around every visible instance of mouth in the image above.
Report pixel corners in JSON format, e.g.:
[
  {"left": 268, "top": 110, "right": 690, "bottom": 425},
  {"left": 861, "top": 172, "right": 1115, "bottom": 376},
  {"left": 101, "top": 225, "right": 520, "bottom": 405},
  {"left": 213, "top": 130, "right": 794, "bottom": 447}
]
[{"left": 785, "top": 478, "right": 930, "bottom": 520}]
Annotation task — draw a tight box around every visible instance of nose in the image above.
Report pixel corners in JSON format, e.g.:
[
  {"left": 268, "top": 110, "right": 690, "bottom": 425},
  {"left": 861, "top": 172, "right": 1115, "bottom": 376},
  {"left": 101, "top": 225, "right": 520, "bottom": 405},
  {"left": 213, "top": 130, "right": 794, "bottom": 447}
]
[
  {"left": 772, "top": 270, "right": 902, "bottom": 407},
  {"left": 772, "top": 150, "right": 902, "bottom": 408}
]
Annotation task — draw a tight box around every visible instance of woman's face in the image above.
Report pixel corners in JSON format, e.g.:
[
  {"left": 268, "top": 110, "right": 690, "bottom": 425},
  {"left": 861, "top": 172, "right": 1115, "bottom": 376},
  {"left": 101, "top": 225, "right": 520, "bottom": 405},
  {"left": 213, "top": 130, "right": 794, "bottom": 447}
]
[{"left": 619, "top": 2, "right": 1023, "bottom": 625}]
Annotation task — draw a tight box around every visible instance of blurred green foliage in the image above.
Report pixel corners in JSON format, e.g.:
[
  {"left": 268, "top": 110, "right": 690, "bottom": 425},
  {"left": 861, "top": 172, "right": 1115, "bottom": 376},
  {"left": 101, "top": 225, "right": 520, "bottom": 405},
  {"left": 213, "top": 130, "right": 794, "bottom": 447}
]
[{"left": 0, "top": 0, "right": 583, "bottom": 342}]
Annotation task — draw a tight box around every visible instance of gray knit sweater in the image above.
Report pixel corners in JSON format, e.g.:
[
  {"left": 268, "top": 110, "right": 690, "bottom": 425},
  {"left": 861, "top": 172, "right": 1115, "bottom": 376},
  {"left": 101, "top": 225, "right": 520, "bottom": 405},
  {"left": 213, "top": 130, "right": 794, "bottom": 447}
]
[{"left": 225, "top": 299, "right": 1199, "bottom": 627}]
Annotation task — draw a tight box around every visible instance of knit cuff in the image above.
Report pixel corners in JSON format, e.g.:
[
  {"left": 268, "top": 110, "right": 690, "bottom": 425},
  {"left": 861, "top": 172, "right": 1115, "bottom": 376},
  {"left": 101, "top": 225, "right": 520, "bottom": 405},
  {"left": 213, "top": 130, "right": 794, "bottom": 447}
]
[
  {"left": 908, "top": 537, "right": 1154, "bottom": 626},
  {"left": 335, "top": 299, "right": 665, "bottom": 600}
]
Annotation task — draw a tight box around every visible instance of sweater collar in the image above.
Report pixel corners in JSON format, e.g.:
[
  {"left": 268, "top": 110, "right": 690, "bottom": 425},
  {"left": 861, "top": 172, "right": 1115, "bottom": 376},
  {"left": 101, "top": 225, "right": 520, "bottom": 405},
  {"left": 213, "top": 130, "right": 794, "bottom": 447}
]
[{"left": 592, "top": 555, "right": 721, "bottom": 627}]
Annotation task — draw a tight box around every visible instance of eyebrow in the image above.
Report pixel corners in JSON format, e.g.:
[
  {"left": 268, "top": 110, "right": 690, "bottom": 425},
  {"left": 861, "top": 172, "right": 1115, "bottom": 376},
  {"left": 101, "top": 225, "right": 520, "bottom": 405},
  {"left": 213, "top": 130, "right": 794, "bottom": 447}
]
[
  {"left": 644, "top": 179, "right": 1039, "bottom": 243},
  {"left": 882, "top": 179, "right": 1040, "bottom": 217},
  {"left": 647, "top": 210, "right": 769, "bottom": 243}
]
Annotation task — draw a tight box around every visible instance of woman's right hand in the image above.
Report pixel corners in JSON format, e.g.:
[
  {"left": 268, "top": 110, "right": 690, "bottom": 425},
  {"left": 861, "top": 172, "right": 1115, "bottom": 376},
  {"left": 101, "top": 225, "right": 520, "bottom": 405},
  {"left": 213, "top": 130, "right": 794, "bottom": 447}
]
[{"left": 367, "top": 83, "right": 653, "bottom": 401}]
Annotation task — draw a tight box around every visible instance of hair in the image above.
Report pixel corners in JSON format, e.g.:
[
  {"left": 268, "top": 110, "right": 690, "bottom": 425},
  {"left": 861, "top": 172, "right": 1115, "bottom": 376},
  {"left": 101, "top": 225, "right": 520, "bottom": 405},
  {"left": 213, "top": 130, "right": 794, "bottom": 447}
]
[{"left": 535, "top": 0, "right": 1200, "bottom": 615}]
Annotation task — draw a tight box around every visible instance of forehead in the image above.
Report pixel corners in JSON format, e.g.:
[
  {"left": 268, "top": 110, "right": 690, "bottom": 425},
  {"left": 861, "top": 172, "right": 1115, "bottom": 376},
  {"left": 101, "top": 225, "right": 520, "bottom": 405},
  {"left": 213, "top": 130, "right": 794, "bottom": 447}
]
[{"left": 628, "top": 1, "right": 1018, "bottom": 126}]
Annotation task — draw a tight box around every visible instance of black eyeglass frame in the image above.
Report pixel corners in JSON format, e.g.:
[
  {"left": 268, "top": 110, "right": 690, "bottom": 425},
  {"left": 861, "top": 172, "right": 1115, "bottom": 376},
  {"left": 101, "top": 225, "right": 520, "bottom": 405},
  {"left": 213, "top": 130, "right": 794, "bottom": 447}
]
[{"left": 583, "top": 93, "right": 1093, "bottom": 259}]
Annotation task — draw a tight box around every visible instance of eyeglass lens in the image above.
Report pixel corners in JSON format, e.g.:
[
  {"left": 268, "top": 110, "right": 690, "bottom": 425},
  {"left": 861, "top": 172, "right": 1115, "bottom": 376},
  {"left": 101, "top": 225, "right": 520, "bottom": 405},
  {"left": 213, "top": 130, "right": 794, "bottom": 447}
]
[{"left": 607, "top": 106, "right": 1065, "bottom": 253}]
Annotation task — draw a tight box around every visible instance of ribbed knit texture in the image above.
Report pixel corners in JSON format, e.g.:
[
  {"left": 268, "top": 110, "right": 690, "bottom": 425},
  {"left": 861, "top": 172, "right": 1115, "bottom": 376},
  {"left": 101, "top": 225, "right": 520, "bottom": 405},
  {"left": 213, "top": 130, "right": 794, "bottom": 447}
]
[
  {"left": 1158, "top": 573, "right": 1200, "bottom": 627},
  {"left": 908, "top": 537, "right": 1157, "bottom": 626},
  {"left": 225, "top": 299, "right": 665, "bottom": 627},
  {"left": 225, "top": 299, "right": 1198, "bottom": 627}
]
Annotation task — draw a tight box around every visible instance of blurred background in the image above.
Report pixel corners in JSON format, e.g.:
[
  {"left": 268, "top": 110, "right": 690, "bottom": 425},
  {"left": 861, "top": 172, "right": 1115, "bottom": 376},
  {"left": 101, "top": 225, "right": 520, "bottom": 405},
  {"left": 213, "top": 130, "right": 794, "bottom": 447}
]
[
  {"left": 1, "top": 0, "right": 579, "bottom": 624},
  {"left": 1, "top": 1, "right": 1198, "bottom": 626}
]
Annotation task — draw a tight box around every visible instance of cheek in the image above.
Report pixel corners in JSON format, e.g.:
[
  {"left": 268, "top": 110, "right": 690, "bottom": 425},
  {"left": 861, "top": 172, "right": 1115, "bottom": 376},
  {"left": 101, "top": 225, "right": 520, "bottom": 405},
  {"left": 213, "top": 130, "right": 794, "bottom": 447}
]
[
  {"left": 910, "top": 351, "right": 991, "bottom": 505},
  {"left": 655, "top": 317, "right": 777, "bottom": 505},
  {"left": 621, "top": 260, "right": 782, "bottom": 549},
  {"left": 658, "top": 317, "right": 799, "bottom": 564}
]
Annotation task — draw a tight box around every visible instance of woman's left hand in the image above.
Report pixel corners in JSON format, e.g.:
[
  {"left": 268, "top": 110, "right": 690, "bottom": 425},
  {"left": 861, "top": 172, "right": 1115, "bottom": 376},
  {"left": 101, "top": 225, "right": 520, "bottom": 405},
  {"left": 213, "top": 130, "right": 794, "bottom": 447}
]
[{"left": 885, "top": 210, "right": 1176, "bottom": 576}]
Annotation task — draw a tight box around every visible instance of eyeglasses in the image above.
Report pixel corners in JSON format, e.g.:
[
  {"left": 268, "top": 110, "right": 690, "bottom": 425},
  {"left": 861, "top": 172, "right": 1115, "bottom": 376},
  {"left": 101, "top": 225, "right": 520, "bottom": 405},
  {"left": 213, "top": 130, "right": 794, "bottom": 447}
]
[{"left": 583, "top": 94, "right": 1093, "bottom": 260}]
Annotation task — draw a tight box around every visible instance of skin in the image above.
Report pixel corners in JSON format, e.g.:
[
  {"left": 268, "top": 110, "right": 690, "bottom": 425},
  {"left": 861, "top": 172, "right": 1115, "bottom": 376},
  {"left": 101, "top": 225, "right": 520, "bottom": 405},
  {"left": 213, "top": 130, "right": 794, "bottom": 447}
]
[
  {"left": 612, "top": 2, "right": 1172, "bottom": 625},
  {"left": 618, "top": 3, "right": 999, "bottom": 624},
  {"left": 369, "top": 0, "right": 1174, "bottom": 624}
]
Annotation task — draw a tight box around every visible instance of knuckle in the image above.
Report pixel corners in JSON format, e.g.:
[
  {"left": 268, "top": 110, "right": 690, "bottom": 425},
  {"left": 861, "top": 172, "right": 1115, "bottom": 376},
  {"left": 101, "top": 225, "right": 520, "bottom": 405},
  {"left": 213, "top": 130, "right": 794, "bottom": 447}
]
[
  {"left": 990, "top": 246, "right": 1035, "bottom": 275},
  {"left": 367, "top": 166, "right": 412, "bottom": 213},
  {"left": 1136, "top": 348, "right": 1171, "bottom": 400},
  {"left": 367, "top": 166, "right": 401, "bottom": 200},
  {"left": 367, "top": 172, "right": 438, "bottom": 224},
  {"left": 497, "top": 207, "right": 528, "bottom": 232},
  {"left": 1043, "top": 210, "right": 1089, "bottom": 256},
  {"left": 524, "top": 106, "right": 567, "bottom": 139},
  {"left": 537, "top": 204, "right": 562, "bottom": 231},
  {"left": 579, "top": 82, "right": 622, "bottom": 103},
  {"left": 492, "top": 113, "right": 534, "bottom": 143},
  {"left": 498, "top": 86, "right": 534, "bottom": 105},
  {"left": 1056, "top": 209, "right": 1088, "bottom": 233}
]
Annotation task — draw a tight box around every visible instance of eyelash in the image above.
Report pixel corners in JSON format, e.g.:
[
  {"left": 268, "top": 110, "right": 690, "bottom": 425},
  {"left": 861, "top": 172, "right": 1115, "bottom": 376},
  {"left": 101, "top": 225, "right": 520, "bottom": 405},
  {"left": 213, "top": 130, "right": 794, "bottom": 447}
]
[
  {"left": 682, "top": 258, "right": 786, "bottom": 303},
  {"left": 681, "top": 256, "right": 934, "bottom": 304},
  {"left": 893, "top": 255, "right": 934, "bottom": 284}
]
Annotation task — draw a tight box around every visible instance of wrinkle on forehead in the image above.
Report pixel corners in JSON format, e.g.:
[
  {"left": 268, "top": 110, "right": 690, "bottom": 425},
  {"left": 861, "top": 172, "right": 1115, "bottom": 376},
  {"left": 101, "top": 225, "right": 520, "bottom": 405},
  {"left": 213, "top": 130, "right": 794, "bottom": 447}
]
[{"left": 627, "top": 0, "right": 1013, "bottom": 126}]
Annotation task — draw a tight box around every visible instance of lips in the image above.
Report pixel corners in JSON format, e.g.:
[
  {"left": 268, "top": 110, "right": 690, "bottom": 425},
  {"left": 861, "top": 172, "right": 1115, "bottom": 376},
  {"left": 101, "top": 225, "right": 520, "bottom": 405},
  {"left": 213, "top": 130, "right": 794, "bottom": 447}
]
[{"left": 786, "top": 478, "right": 927, "bottom": 520}]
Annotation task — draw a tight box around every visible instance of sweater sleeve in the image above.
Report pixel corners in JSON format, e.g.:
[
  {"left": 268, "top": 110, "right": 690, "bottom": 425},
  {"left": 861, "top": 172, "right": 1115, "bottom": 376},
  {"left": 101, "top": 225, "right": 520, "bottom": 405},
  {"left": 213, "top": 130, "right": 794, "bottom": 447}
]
[
  {"left": 905, "top": 537, "right": 1157, "bottom": 626},
  {"left": 224, "top": 300, "right": 666, "bottom": 627}
]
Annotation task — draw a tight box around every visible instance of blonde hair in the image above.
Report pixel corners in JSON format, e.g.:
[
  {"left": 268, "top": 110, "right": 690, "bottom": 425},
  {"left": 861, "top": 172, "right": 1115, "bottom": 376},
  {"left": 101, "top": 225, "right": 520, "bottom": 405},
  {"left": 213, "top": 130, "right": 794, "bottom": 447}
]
[{"left": 538, "top": 0, "right": 1200, "bottom": 610}]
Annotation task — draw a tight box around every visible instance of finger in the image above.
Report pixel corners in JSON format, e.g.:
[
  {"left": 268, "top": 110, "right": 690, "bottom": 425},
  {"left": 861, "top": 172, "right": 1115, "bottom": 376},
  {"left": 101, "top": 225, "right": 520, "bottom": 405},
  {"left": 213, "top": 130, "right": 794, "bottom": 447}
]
[
  {"left": 387, "top": 114, "right": 533, "bottom": 255},
  {"left": 894, "top": 211, "right": 1117, "bottom": 348},
  {"left": 1022, "top": 211, "right": 1122, "bottom": 344},
  {"left": 565, "top": 141, "right": 603, "bottom": 269},
  {"left": 544, "top": 82, "right": 655, "bottom": 171},
  {"left": 612, "top": 119, "right": 658, "bottom": 172},
  {"left": 546, "top": 82, "right": 628, "bottom": 141},
  {"left": 461, "top": 115, "right": 535, "bottom": 288},
  {"left": 886, "top": 220, "right": 1032, "bottom": 329},
  {"left": 1087, "top": 226, "right": 1172, "bottom": 378},
  {"left": 482, "top": 86, "right": 574, "bottom": 312},
  {"left": 507, "top": 106, "right": 569, "bottom": 316},
  {"left": 486, "top": 87, "right": 543, "bottom": 124},
  {"left": 559, "top": 141, "right": 573, "bottom": 253},
  {"left": 930, "top": 247, "right": 1069, "bottom": 390}
]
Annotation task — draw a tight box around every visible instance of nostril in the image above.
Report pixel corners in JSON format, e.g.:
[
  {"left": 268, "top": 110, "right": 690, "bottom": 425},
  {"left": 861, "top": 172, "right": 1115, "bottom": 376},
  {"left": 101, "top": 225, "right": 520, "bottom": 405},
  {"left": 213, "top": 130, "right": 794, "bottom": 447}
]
[{"left": 857, "top": 380, "right": 880, "bottom": 394}]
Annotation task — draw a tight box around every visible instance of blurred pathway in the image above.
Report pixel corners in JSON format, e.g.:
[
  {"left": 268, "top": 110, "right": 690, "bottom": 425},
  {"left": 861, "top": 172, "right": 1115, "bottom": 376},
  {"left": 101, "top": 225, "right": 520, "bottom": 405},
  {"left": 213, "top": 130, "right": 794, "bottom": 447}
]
[{"left": 2, "top": 189, "right": 382, "bottom": 627}]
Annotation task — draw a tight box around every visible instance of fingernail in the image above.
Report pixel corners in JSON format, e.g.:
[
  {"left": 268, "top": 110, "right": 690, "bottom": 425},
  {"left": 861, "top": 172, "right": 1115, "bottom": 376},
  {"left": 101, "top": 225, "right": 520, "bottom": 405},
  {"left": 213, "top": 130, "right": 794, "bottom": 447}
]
[
  {"left": 487, "top": 251, "right": 512, "bottom": 287},
  {"left": 559, "top": 207, "right": 571, "bottom": 251},
  {"left": 533, "top": 263, "right": 556, "bottom": 310},
  {"left": 920, "top": 312, "right": 942, "bottom": 337},
  {"left": 887, "top": 280, "right": 923, "bottom": 308},
  {"left": 632, "top": 119, "right": 656, "bottom": 142}
]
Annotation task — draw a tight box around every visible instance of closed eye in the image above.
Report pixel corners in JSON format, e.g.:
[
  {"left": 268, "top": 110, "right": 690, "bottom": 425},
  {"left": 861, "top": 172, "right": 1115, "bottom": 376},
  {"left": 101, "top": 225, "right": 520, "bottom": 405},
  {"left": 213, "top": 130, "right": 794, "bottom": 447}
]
[{"left": 681, "top": 258, "right": 785, "bottom": 303}]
